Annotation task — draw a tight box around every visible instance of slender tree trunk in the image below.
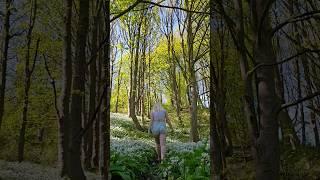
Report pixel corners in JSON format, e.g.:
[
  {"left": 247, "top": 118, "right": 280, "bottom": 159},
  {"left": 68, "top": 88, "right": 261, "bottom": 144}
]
[
  {"left": 85, "top": 6, "right": 100, "bottom": 169},
  {"left": 115, "top": 50, "right": 123, "bottom": 113},
  {"left": 58, "top": 0, "right": 72, "bottom": 176},
  {"left": 148, "top": 46, "right": 151, "bottom": 118},
  {"left": 99, "top": 1, "right": 110, "bottom": 179},
  {"left": 302, "top": 59, "right": 320, "bottom": 147},
  {"left": 209, "top": 1, "right": 223, "bottom": 177},
  {"left": 92, "top": 22, "right": 103, "bottom": 167},
  {"left": 140, "top": 28, "right": 147, "bottom": 126},
  {"left": 0, "top": 0, "right": 12, "bottom": 130},
  {"left": 232, "top": 0, "right": 259, "bottom": 166},
  {"left": 170, "top": 27, "right": 182, "bottom": 126},
  {"left": 275, "top": 63, "right": 299, "bottom": 146},
  {"left": 18, "top": 0, "right": 39, "bottom": 162},
  {"left": 186, "top": 0, "right": 199, "bottom": 142},
  {"left": 68, "top": 0, "right": 89, "bottom": 178},
  {"left": 129, "top": 16, "right": 143, "bottom": 131},
  {"left": 295, "top": 59, "right": 306, "bottom": 145}
]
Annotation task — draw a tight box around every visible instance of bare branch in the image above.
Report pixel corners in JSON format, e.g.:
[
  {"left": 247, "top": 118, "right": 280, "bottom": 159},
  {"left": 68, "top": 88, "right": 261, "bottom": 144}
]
[
  {"left": 247, "top": 49, "right": 320, "bottom": 77},
  {"left": 9, "top": 30, "right": 26, "bottom": 39},
  {"left": 141, "top": 0, "right": 209, "bottom": 15},
  {"left": 280, "top": 91, "right": 320, "bottom": 111},
  {"left": 272, "top": 10, "right": 320, "bottom": 36},
  {"left": 43, "top": 54, "right": 61, "bottom": 120},
  {"left": 30, "top": 38, "right": 40, "bottom": 75},
  {"left": 110, "top": 0, "right": 142, "bottom": 22}
]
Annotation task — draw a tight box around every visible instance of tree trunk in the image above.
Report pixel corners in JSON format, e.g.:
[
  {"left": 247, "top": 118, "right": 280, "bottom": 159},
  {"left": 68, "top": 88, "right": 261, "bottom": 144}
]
[
  {"left": 170, "top": 29, "right": 182, "bottom": 126},
  {"left": 209, "top": 1, "right": 223, "bottom": 177},
  {"left": 295, "top": 59, "right": 306, "bottom": 145},
  {"left": 129, "top": 16, "right": 143, "bottom": 131},
  {"left": 92, "top": 24, "right": 103, "bottom": 167},
  {"left": 99, "top": 1, "right": 110, "bottom": 179},
  {"left": 275, "top": 64, "right": 299, "bottom": 147},
  {"left": 68, "top": 0, "right": 89, "bottom": 178},
  {"left": 186, "top": 0, "right": 199, "bottom": 142},
  {"left": 85, "top": 6, "right": 100, "bottom": 169},
  {"left": 115, "top": 50, "right": 123, "bottom": 113},
  {"left": 232, "top": 0, "right": 259, "bottom": 168},
  {"left": 18, "top": 0, "right": 38, "bottom": 162},
  {"left": 148, "top": 46, "right": 151, "bottom": 118},
  {"left": 0, "top": 0, "right": 12, "bottom": 130},
  {"left": 58, "top": 0, "right": 72, "bottom": 176},
  {"left": 250, "top": 2, "right": 280, "bottom": 178},
  {"left": 302, "top": 59, "right": 320, "bottom": 147}
]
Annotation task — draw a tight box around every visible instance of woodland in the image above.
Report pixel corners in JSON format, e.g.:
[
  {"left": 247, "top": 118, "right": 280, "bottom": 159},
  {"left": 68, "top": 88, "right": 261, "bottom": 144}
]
[{"left": 1, "top": 0, "right": 320, "bottom": 180}]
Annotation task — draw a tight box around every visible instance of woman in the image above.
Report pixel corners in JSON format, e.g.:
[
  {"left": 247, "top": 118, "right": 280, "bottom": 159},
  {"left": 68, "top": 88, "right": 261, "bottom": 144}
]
[{"left": 148, "top": 102, "right": 173, "bottom": 162}]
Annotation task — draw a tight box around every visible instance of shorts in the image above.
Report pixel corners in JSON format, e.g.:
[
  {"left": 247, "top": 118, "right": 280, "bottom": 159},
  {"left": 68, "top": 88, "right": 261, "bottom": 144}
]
[{"left": 151, "top": 121, "right": 166, "bottom": 136}]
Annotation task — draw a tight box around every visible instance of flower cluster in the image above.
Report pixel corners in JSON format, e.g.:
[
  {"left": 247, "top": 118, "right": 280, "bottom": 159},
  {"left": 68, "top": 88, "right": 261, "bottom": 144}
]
[{"left": 155, "top": 139, "right": 210, "bottom": 179}]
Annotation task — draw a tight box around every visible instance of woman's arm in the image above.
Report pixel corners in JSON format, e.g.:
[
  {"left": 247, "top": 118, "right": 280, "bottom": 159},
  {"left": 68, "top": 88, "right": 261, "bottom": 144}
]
[{"left": 165, "top": 111, "right": 173, "bottom": 129}]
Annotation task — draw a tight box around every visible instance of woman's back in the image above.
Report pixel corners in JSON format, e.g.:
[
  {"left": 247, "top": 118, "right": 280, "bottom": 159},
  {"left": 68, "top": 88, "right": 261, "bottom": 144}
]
[{"left": 152, "top": 110, "right": 166, "bottom": 122}]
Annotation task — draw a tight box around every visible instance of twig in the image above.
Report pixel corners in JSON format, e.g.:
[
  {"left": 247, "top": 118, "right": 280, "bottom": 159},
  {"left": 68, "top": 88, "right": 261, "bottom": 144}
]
[
  {"left": 43, "top": 54, "right": 61, "bottom": 120},
  {"left": 246, "top": 49, "right": 320, "bottom": 78},
  {"left": 140, "top": 0, "right": 209, "bottom": 15},
  {"left": 271, "top": 10, "right": 320, "bottom": 36},
  {"left": 30, "top": 38, "right": 40, "bottom": 75},
  {"left": 280, "top": 91, "right": 320, "bottom": 111},
  {"left": 110, "top": 0, "right": 142, "bottom": 22}
]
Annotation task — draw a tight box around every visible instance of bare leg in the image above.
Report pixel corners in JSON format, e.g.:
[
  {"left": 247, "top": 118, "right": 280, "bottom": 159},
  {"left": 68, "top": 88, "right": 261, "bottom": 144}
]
[
  {"left": 159, "top": 133, "right": 166, "bottom": 160},
  {"left": 154, "top": 136, "right": 160, "bottom": 160}
]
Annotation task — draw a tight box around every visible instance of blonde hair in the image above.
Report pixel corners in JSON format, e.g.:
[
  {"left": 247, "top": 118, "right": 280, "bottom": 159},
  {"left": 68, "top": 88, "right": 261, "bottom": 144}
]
[{"left": 152, "top": 102, "right": 164, "bottom": 113}]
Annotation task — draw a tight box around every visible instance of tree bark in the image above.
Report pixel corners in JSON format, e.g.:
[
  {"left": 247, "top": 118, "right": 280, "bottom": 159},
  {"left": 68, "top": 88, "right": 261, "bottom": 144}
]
[
  {"left": 186, "top": 0, "right": 199, "bottom": 142},
  {"left": 92, "top": 35, "right": 102, "bottom": 168},
  {"left": 68, "top": 0, "right": 89, "bottom": 178},
  {"left": 129, "top": 14, "right": 143, "bottom": 130},
  {"left": 232, "top": 0, "right": 259, "bottom": 156},
  {"left": 115, "top": 50, "right": 123, "bottom": 113},
  {"left": 209, "top": 1, "right": 223, "bottom": 178},
  {"left": 302, "top": 59, "right": 320, "bottom": 147},
  {"left": 58, "top": 0, "right": 72, "bottom": 176},
  {"left": 84, "top": 1, "right": 101, "bottom": 169},
  {"left": 250, "top": 1, "right": 281, "bottom": 178},
  {"left": 99, "top": 1, "right": 110, "bottom": 179},
  {"left": 0, "top": 0, "right": 12, "bottom": 130}
]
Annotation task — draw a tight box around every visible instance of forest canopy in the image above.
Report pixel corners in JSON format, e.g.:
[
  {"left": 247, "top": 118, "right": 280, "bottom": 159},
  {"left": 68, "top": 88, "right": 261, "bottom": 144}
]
[{"left": 1, "top": 0, "right": 320, "bottom": 179}]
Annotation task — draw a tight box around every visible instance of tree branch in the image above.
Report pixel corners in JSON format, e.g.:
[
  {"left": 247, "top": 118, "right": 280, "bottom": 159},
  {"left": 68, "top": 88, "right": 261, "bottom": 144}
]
[
  {"left": 30, "top": 38, "right": 40, "bottom": 75},
  {"left": 280, "top": 91, "right": 320, "bottom": 111},
  {"left": 43, "top": 54, "right": 61, "bottom": 120},
  {"left": 141, "top": 0, "right": 210, "bottom": 15},
  {"left": 271, "top": 10, "right": 320, "bottom": 36},
  {"left": 247, "top": 49, "right": 320, "bottom": 78},
  {"left": 110, "top": 0, "right": 142, "bottom": 22}
]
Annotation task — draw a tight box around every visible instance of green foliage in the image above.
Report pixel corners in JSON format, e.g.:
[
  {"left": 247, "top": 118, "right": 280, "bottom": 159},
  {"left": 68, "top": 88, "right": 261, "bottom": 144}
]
[
  {"left": 110, "top": 113, "right": 211, "bottom": 179},
  {"left": 154, "top": 140, "right": 210, "bottom": 179}
]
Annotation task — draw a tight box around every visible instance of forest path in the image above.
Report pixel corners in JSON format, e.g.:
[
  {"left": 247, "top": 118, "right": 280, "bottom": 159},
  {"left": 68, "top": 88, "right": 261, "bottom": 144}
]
[{"left": 0, "top": 160, "right": 99, "bottom": 180}]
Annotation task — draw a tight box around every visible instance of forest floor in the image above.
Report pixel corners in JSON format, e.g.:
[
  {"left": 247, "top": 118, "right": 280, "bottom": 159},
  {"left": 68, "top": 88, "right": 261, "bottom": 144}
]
[
  {"left": 1, "top": 113, "right": 320, "bottom": 179},
  {"left": 0, "top": 160, "right": 99, "bottom": 180},
  {"left": 0, "top": 113, "right": 210, "bottom": 180}
]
